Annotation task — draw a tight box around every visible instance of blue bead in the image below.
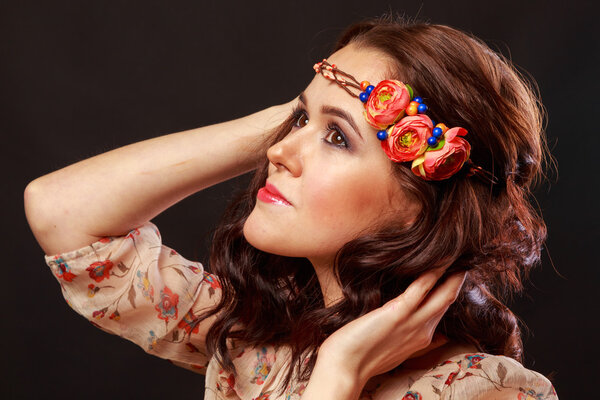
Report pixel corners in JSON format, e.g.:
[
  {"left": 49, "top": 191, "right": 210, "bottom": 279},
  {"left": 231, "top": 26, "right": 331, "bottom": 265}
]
[
  {"left": 432, "top": 127, "right": 443, "bottom": 138},
  {"left": 413, "top": 96, "right": 423, "bottom": 103},
  {"left": 427, "top": 136, "right": 437, "bottom": 146},
  {"left": 430, "top": 119, "right": 436, "bottom": 127},
  {"left": 359, "top": 92, "right": 369, "bottom": 103},
  {"left": 418, "top": 103, "right": 428, "bottom": 113},
  {"left": 377, "top": 130, "right": 388, "bottom": 140},
  {"left": 366, "top": 85, "right": 375, "bottom": 94}
]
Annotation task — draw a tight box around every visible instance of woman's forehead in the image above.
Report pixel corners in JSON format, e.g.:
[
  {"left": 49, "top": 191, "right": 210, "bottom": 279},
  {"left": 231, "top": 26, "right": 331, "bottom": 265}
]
[
  {"left": 304, "top": 44, "right": 393, "bottom": 105},
  {"left": 328, "top": 44, "right": 393, "bottom": 85},
  {"left": 302, "top": 45, "right": 393, "bottom": 133}
]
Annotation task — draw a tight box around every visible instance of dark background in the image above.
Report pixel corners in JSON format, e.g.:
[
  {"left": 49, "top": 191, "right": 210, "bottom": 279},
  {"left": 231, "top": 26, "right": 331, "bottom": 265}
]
[{"left": 2, "top": 0, "right": 597, "bottom": 398}]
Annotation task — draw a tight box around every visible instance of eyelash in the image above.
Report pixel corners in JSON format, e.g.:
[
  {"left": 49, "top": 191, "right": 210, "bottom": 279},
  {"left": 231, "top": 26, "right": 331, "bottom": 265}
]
[{"left": 290, "top": 105, "right": 350, "bottom": 149}]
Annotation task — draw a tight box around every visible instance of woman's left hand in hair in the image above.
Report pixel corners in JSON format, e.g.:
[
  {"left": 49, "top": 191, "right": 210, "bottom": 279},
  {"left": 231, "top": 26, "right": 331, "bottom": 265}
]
[{"left": 302, "top": 268, "right": 467, "bottom": 399}]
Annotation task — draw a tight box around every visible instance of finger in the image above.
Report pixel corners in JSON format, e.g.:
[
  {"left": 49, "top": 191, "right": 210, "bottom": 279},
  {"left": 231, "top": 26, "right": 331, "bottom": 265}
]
[
  {"left": 383, "top": 266, "right": 447, "bottom": 312},
  {"left": 413, "top": 271, "right": 467, "bottom": 321}
]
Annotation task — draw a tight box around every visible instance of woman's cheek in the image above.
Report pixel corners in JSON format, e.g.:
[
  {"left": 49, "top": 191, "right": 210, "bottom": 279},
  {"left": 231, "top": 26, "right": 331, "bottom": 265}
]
[
  {"left": 304, "top": 177, "right": 345, "bottom": 221},
  {"left": 304, "top": 176, "right": 381, "bottom": 231}
]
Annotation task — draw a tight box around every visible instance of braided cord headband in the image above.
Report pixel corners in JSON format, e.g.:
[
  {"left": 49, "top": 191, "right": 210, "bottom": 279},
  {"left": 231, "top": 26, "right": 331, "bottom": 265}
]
[{"left": 313, "top": 59, "right": 498, "bottom": 184}]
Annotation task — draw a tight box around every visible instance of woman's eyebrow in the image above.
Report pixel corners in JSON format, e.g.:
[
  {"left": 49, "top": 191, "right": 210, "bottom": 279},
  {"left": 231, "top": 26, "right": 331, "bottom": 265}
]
[{"left": 299, "top": 92, "right": 365, "bottom": 142}]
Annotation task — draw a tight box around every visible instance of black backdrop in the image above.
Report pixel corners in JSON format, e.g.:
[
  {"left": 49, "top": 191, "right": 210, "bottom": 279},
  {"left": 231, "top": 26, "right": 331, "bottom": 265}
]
[{"left": 2, "top": 0, "right": 597, "bottom": 398}]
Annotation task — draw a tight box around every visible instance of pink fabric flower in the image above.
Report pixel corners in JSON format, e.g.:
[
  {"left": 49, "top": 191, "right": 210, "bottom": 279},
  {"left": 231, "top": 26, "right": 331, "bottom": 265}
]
[
  {"left": 381, "top": 115, "right": 433, "bottom": 162},
  {"left": 364, "top": 80, "right": 411, "bottom": 130},
  {"left": 411, "top": 127, "right": 471, "bottom": 180}
]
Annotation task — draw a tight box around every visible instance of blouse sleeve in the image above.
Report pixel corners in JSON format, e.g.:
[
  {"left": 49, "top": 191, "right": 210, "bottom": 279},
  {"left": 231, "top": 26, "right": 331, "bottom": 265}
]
[
  {"left": 44, "top": 221, "right": 222, "bottom": 375},
  {"left": 438, "top": 354, "right": 559, "bottom": 400}
]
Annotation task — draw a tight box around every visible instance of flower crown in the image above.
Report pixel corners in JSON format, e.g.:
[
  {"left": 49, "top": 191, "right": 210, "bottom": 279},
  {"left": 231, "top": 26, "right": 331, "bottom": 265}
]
[{"left": 313, "top": 58, "right": 498, "bottom": 184}]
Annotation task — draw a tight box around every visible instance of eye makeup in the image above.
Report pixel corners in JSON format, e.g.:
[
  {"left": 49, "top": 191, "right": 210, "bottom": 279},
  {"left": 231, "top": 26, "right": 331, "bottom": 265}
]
[{"left": 290, "top": 104, "right": 351, "bottom": 150}]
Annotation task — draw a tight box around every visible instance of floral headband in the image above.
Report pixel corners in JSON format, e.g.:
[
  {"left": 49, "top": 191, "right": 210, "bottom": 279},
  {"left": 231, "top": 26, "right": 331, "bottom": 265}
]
[{"left": 313, "top": 59, "right": 498, "bottom": 184}]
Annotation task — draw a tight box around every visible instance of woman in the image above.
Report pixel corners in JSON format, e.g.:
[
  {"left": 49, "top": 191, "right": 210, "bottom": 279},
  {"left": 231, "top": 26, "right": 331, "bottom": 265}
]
[{"left": 24, "top": 15, "right": 558, "bottom": 399}]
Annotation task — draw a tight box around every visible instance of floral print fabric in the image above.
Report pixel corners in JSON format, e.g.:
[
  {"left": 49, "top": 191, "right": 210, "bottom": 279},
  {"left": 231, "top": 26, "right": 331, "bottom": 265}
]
[
  {"left": 45, "top": 222, "right": 216, "bottom": 375},
  {"left": 44, "top": 222, "right": 558, "bottom": 399}
]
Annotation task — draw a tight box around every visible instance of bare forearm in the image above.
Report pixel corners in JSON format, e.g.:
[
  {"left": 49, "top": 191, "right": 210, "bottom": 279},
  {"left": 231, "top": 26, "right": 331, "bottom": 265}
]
[
  {"left": 25, "top": 101, "right": 294, "bottom": 255},
  {"left": 302, "top": 359, "right": 365, "bottom": 400}
]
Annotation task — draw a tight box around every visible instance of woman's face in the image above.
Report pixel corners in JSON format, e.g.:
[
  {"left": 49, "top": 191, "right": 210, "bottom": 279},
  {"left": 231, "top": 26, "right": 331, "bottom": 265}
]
[{"left": 243, "top": 43, "right": 421, "bottom": 265}]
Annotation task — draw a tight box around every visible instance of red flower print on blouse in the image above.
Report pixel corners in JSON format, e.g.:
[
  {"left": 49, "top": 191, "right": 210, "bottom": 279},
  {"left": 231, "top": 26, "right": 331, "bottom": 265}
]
[
  {"left": 465, "top": 353, "right": 487, "bottom": 369},
  {"left": 155, "top": 286, "right": 179, "bottom": 322},
  {"left": 191, "top": 364, "right": 205, "bottom": 371},
  {"left": 203, "top": 271, "right": 222, "bottom": 297},
  {"left": 87, "top": 284, "right": 99, "bottom": 297},
  {"left": 185, "top": 342, "right": 200, "bottom": 353},
  {"left": 178, "top": 310, "right": 199, "bottom": 335},
  {"left": 86, "top": 260, "right": 114, "bottom": 282},
  {"left": 401, "top": 391, "right": 422, "bottom": 400},
  {"left": 125, "top": 228, "right": 140, "bottom": 240},
  {"left": 236, "top": 349, "right": 246, "bottom": 358},
  {"left": 518, "top": 388, "right": 544, "bottom": 400},
  {"left": 284, "top": 383, "right": 306, "bottom": 399},
  {"left": 445, "top": 371, "right": 458, "bottom": 385},
  {"left": 217, "top": 369, "right": 236, "bottom": 396},
  {"left": 53, "top": 256, "right": 77, "bottom": 282},
  {"left": 202, "top": 271, "right": 221, "bottom": 289},
  {"left": 445, "top": 368, "right": 474, "bottom": 387}
]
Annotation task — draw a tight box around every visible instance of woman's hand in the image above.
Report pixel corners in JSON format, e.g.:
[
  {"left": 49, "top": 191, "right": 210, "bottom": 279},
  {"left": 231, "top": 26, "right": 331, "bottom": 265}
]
[{"left": 302, "top": 267, "right": 467, "bottom": 399}]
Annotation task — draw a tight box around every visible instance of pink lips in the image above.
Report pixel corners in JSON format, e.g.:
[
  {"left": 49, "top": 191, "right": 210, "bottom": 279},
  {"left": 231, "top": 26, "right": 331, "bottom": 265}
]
[{"left": 257, "top": 182, "right": 292, "bottom": 206}]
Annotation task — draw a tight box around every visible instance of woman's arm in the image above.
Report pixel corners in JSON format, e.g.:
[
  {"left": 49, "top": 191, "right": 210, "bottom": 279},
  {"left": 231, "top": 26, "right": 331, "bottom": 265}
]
[{"left": 24, "top": 100, "right": 295, "bottom": 255}]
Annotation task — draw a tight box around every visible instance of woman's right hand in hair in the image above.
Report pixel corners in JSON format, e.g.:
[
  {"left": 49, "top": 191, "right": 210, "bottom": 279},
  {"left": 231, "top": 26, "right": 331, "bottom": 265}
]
[
  {"left": 302, "top": 267, "right": 467, "bottom": 400},
  {"left": 24, "top": 98, "right": 297, "bottom": 256}
]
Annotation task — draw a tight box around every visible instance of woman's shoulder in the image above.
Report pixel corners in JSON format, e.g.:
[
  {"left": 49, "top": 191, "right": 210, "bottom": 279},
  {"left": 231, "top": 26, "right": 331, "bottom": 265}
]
[{"left": 362, "top": 352, "right": 558, "bottom": 400}]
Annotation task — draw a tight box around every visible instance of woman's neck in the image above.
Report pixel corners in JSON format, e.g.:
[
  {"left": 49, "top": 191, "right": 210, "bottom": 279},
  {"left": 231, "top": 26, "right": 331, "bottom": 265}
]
[{"left": 309, "top": 256, "right": 343, "bottom": 308}]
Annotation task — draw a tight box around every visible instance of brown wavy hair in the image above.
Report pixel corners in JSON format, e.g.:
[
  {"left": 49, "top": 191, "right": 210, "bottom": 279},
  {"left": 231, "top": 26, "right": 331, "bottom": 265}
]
[{"left": 197, "top": 14, "right": 554, "bottom": 395}]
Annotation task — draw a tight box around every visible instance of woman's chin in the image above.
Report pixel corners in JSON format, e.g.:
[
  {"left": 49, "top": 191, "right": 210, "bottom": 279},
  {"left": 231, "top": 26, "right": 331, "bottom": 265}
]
[
  {"left": 242, "top": 214, "right": 280, "bottom": 255},
  {"left": 242, "top": 215, "right": 304, "bottom": 258}
]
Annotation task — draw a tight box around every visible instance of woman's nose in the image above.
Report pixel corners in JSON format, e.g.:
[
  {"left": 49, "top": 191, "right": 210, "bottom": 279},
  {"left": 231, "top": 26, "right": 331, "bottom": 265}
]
[{"left": 266, "top": 132, "right": 303, "bottom": 177}]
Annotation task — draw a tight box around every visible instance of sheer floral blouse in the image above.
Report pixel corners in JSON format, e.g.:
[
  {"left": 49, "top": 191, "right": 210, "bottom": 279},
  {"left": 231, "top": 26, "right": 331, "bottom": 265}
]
[{"left": 44, "top": 222, "right": 558, "bottom": 399}]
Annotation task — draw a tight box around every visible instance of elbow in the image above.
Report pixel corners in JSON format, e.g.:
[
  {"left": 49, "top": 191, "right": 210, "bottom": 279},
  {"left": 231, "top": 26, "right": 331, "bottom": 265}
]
[
  {"left": 24, "top": 177, "right": 55, "bottom": 252},
  {"left": 24, "top": 178, "right": 44, "bottom": 231}
]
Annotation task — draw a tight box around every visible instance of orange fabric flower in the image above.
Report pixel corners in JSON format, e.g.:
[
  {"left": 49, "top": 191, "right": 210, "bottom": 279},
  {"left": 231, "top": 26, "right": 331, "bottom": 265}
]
[
  {"left": 381, "top": 115, "right": 433, "bottom": 162},
  {"left": 364, "top": 80, "right": 411, "bottom": 130},
  {"left": 411, "top": 127, "right": 471, "bottom": 180}
]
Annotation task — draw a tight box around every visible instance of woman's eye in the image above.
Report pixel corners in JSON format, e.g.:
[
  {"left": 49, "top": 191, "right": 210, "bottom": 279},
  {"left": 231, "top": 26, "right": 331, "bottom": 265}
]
[
  {"left": 325, "top": 128, "right": 348, "bottom": 148},
  {"left": 294, "top": 111, "right": 308, "bottom": 128},
  {"left": 291, "top": 108, "right": 348, "bottom": 149}
]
